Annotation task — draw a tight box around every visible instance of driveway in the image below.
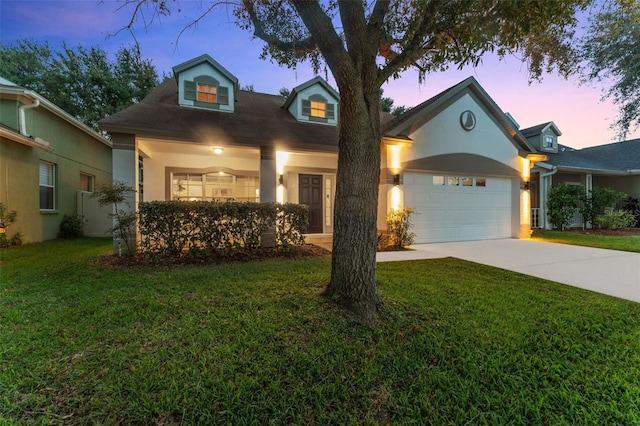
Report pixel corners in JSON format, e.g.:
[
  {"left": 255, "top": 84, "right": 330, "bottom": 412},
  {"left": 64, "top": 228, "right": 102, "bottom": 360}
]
[{"left": 376, "top": 239, "right": 640, "bottom": 303}]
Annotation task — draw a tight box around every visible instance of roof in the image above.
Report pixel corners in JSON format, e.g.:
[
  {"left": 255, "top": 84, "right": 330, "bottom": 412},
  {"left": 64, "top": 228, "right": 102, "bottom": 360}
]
[
  {"left": 282, "top": 76, "right": 340, "bottom": 110},
  {"left": 521, "top": 121, "right": 562, "bottom": 138},
  {"left": 100, "top": 78, "right": 395, "bottom": 152},
  {"left": 381, "top": 76, "right": 536, "bottom": 154},
  {"left": 542, "top": 139, "right": 640, "bottom": 173},
  {"left": 0, "top": 78, "right": 112, "bottom": 148},
  {"left": 173, "top": 54, "right": 239, "bottom": 88}
]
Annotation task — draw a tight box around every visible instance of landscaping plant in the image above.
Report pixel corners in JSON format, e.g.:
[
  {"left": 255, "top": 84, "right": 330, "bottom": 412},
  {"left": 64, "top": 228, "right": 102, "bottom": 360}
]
[
  {"left": 386, "top": 207, "right": 416, "bottom": 249},
  {"left": 546, "top": 184, "right": 582, "bottom": 230},
  {"left": 58, "top": 214, "right": 85, "bottom": 239},
  {"left": 0, "top": 203, "right": 19, "bottom": 248},
  {"left": 91, "top": 181, "right": 137, "bottom": 254}
]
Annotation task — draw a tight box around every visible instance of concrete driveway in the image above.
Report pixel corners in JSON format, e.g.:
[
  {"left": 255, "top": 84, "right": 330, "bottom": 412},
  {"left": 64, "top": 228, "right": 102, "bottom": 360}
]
[{"left": 377, "top": 239, "right": 640, "bottom": 303}]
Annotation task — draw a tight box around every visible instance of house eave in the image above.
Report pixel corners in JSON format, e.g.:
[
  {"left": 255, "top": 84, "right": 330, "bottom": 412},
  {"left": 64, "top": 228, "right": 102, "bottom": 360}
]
[
  {"left": 0, "top": 126, "right": 53, "bottom": 151},
  {"left": 0, "top": 85, "right": 112, "bottom": 148}
]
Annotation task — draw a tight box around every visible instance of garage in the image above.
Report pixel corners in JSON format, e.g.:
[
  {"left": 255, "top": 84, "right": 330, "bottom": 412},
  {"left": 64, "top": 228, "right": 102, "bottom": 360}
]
[{"left": 403, "top": 171, "right": 513, "bottom": 243}]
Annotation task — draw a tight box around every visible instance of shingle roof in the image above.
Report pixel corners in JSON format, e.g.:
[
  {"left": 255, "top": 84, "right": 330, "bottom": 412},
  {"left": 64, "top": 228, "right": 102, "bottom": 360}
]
[
  {"left": 544, "top": 139, "right": 640, "bottom": 172},
  {"left": 520, "top": 122, "right": 561, "bottom": 138},
  {"left": 99, "top": 79, "right": 395, "bottom": 152}
]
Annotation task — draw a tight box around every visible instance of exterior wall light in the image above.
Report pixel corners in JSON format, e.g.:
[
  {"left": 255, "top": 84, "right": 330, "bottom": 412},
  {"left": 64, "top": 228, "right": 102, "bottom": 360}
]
[
  {"left": 521, "top": 181, "right": 530, "bottom": 191},
  {"left": 278, "top": 174, "right": 284, "bottom": 185},
  {"left": 393, "top": 174, "right": 400, "bottom": 186}
]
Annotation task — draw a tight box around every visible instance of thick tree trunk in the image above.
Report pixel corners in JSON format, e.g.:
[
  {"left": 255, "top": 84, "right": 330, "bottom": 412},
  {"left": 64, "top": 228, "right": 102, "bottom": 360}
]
[{"left": 324, "top": 79, "right": 382, "bottom": 321}]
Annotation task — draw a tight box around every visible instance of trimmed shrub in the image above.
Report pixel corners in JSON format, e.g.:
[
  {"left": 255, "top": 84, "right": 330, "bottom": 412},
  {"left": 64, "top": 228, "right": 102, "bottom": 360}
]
[
  {"left": 137, "top": 201, "right": 308, "bottom": 255},
  {"left": 547, "top": 184, "right": 582, "bottom": 230},
  {"left": 595, "top": 207, "right": 636, "bottom": 230},
  {"left": 58, "top": 214, "right": 85, "bottom": 239},
  {"left": 386, "top": 207, "right": 416, "bottom": 249}
]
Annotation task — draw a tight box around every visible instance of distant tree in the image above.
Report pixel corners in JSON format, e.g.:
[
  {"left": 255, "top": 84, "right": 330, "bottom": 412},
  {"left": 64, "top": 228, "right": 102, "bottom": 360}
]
[
  {"left": 391, "top": 105, "right": 408, "bottom": 117},
  {"left": 0, "top": 40, "right": 159, "bottom": 131},
  {"left": 119, "top": 0, "right": 591, "bottom": 321},
  {"left": 279, "top": 87, "right": 291, "bottom": 99},
  {"left": 241, "top": 83, "right": 255, "bottom": 91},
  {"left": 580, "top": 0, "right": 640, "bottom": 139},
  {"left": 380, "top": 89, "right": 408, "bottom": 117}
]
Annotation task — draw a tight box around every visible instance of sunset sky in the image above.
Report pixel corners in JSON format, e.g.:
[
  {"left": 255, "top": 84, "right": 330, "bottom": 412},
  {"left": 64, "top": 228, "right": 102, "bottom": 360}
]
[{"left": 2, "top": 0, "right": 637, "bottom": 148}]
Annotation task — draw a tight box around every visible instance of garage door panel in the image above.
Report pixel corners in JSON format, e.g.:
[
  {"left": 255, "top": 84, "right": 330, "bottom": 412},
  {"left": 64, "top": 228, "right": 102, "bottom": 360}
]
[{"left": 404, "top": 172, "right": 512, "bottom": 243}]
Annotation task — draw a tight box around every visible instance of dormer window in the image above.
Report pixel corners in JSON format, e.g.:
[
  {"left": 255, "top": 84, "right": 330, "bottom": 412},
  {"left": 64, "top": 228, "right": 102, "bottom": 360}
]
[
  {"left": 184, "top": 75, "right": 229, "bottom": 109},
  {"left": 302, "top": 94, "right": 335, "bottom": 123},
  {"left": 197, "top": 83, "right": 217, "bottom": 103},
  {"left": 310, "top": 100, "right": 327, "bottom": 118},
  {"left": 543, "top": 135, "right": 554, "bottom": 149}
]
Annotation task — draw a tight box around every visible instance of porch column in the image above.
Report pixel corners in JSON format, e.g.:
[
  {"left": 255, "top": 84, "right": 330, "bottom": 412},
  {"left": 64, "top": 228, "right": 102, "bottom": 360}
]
[
  {"left": 111, "top": 133, "right": 138, "bottom": 254},
  {"left": 260, "top": 145, "right": 277, "bottom": 248},
  {"left": 585, "top": 173, "right": 593, "bottom": 228}
]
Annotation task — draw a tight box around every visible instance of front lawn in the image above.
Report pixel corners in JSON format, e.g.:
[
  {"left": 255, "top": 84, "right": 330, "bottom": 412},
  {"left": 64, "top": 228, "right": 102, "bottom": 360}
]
[
  {"left": 532, "top": 229, "right": 640, "bottom": 252},
  {"left": 2, "top": 239, "right": 639, "bottom": 425}
]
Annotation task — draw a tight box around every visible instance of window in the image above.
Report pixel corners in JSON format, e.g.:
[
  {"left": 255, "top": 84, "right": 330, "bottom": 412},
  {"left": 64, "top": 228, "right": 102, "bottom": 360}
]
[
  {"left": 462, "top": 177, "right": 473, "bottom": 186},
  {"left": 310, "top": 100, "right": 326, "bottom": 118},
  {"left": 447, "top": 176, "right": 459, "bottom": 186},
  {"left": 80, "top": 173, "right": 94, "bottom": 192},
  {"left": 432, "top": 176, "right": 445, "bottom": 185},
  {"left": 475, "top": 178, "right": 486, "bottom": 187},
  {"left": 302, "top": 94, "right": 335, "bottom": 121},
  {"left": 543, "top": 135, "right": 554, "bottom": 149},
  {"left": 172, "top": 172, "right": 259, "bottom": 202},
  {"left": 39, "top": 161, "right": 55, "bottom": 210},
  {"left": 197, "top": 83, "right": 217, "bottom": 103}
]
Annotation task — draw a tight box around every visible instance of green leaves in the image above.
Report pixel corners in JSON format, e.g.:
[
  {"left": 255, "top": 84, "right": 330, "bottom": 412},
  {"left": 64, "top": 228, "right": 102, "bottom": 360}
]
[{"left": 0, "top": 40, "right": 159, "bottom": 132}]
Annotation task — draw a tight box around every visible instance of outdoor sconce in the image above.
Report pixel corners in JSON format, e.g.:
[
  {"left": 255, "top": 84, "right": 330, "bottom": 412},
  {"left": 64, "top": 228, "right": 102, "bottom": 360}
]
[
  {"left": 521, "top": 181, "right": 530, "bottom": 191},
  {"left": 393, "top": 174, "right": 400, "bottom": 186},
  {"left": 0, "top": 222, "right": 5, "bottom": 235},
  {"left": 278, "top": 174, "right": 284, "bottom": 185}
]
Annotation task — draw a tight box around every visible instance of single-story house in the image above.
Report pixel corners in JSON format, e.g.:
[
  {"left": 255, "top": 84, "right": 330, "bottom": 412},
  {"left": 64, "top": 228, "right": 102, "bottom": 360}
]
[
  {"left": 523, "top": 120, "right": 640, "bottom": 229},
  {"left": 99, "top": 54, "right": 550, "bottom": 246},
  {"left": 0, "top": 77, "right": 112, "bottom": 243}
]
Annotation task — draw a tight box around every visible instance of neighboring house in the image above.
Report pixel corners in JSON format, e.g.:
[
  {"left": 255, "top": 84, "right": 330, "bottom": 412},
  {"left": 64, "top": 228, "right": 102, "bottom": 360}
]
[
  {"left": 99, "top": 54, "right": 546, "bottom": 246},
  {"left": 524, "top": 120, "right": 640, "bottom": 229},
  {"left": 0, "top": 77, "right": 112, "bottom": 243}
]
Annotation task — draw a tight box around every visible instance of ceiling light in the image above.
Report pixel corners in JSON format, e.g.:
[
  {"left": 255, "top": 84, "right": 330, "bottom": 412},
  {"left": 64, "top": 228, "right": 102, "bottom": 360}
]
[{"left": 212, "top": 147, "right": 223, "bottom": 155}]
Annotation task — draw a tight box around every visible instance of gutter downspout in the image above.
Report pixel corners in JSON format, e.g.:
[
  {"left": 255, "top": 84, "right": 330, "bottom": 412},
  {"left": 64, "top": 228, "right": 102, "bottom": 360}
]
[
  {"left": 540, "top": 166, "right": 558, "bottom": 230},
  {"left": 19, "top": 99, "right": 40, "bottom": 137}
]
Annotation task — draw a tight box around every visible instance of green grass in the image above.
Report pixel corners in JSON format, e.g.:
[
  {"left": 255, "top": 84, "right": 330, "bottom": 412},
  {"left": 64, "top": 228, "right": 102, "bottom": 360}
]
[
  {"left": 2, "top": 239, "right": 640, "bottom": 425},
  {"left": 532, "top": 229, "right": 640, "bottom": 252}
]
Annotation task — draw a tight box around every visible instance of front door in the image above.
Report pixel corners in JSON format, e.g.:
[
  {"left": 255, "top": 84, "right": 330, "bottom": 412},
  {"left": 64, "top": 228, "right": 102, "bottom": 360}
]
[{"left": 299, "top": 174, "right": 323, "bottom": 234}]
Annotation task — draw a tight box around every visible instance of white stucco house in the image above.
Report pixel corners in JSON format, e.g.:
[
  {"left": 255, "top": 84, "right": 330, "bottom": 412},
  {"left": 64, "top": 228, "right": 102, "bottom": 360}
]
[{"left": 99, "top": 54, "right": 550, "bottom": 245}]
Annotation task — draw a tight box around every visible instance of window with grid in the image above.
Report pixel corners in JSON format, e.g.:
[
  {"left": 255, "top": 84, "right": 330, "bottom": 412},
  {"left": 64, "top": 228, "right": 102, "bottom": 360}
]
[
  {"left": 310, "top": 100, "right": 326, "bottom": 118},
  {"left": 39, "top": 161, "right": 55, "bottom": 210},
  {"left": 197, "top": 83, "right": 217, "bottom": 103}
]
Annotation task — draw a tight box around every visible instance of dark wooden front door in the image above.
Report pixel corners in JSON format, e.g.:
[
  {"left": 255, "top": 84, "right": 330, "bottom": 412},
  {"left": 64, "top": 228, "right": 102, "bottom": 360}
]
[{"left": 299, "top": 174, "right": 323, "bottom": 234}]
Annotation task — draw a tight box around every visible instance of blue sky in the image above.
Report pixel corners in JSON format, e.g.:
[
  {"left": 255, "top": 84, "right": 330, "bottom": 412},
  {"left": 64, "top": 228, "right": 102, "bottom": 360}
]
[{"left": 2, "top": 0, "right": 637, "bottom": 148}]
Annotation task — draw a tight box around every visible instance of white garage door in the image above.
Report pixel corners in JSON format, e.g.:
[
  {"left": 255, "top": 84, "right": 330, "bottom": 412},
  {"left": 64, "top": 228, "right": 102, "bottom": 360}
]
[{"left": 404, "top": 172, "right": 513, "bottom": 243}]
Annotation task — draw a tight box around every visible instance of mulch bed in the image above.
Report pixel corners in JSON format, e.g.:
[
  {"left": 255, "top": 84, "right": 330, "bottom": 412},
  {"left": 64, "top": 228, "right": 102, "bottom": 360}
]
[{"left": 95, "top": 244, "right": 331, "bottom": 268}]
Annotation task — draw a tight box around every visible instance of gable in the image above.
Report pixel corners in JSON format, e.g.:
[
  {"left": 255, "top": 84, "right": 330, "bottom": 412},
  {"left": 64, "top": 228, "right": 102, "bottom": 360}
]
[
  {"left": 283, "top": 77, "right": 339, "bottom": 126},
  {"left": 173, "top": 55, "right": 238, "bottom": 113}
]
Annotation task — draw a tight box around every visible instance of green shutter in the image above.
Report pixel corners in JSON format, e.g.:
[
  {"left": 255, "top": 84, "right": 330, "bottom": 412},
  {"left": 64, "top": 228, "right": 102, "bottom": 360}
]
[
  {"left": 218, "top": 86, "right": 229, "bottom": 105},
  {"left": 326, "top": 103, "right": 335, "bottom": 120},
  {"left": 184, "top": 81, "right": 196, "bottom": 101},
  {"left": 302, "top": 99, "right": 311, "bottom": 116}
]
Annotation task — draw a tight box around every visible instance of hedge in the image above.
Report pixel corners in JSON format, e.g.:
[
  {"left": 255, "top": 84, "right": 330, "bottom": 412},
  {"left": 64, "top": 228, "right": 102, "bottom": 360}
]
[{"left": 137, "top": 201, "right": 308, "bottom": 255}]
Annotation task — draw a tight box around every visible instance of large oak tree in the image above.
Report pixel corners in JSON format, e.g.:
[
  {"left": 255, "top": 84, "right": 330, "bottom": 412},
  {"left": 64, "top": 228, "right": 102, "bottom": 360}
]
[{"left": 119, "top": 0, "right": 590, "bottom": 321}]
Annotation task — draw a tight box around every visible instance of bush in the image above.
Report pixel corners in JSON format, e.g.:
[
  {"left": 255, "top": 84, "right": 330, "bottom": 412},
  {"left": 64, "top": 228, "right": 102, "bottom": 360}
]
[
  {"left": 595, "top": 208, "right": 636, "bottom": 230},
  {"left": 386, "top": 207, "right": 416, "bottom": 249},
  {"left": 137, "top": 201, "right": 308, "bottom": 256},
  {"left": 0, "top": 203, "right": 18, "bottom": 248},
  {"left": 547, "top": 184, "right": 582, "bottom": 230},
  {"left": 58, "top": 214, "right": 85, "bottom": 239},
  {"left": 622, "top": 197, "right": 640, "bottom": 227},
  {"left": 580, "top": 187, "right": 626, "bottom": 228}
]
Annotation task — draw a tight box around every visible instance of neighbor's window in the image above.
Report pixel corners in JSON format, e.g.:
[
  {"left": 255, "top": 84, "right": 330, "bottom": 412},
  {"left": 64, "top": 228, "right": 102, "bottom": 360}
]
[
  {"left": 39, "top": 161, "right": 55, "bottom": 210},
  {"left": 447, "top": 176, "right": 459, "bottom": 186},
  {"left": 433, "top": 176, "right": 445, "bottom": 185},
  {"left": 80, "top": 173, "right": 94, "bottom": 192},
  {"left": 543, "top": 135, "right": 554, "bottom": 149},
  {"left": 310, "top": 100, "right": 326, "bottom": 118},
  {"left": 197, "top": 83, "right": 217, "bottom": 103},
  {"left": 475, "top": 178, "right": 486, "bottom": 187}
]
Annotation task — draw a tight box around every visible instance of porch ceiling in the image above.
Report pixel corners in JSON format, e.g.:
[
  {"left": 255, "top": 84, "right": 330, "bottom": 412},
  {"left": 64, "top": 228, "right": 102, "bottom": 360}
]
[{"left": 137, "top": 137, "right": 259, "bottom": 158}]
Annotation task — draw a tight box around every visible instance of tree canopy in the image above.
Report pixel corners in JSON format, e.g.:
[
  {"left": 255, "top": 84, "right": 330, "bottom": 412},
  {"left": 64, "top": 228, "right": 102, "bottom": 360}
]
[
  {"left": 580, "top": 0, "right": 640, "bottom": 139},
  {"left": 118, "top": 0, "right": 592, "bottom": 321},
  {"left": 0, "top": 40, "right": 159, "bottom": 131}
]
